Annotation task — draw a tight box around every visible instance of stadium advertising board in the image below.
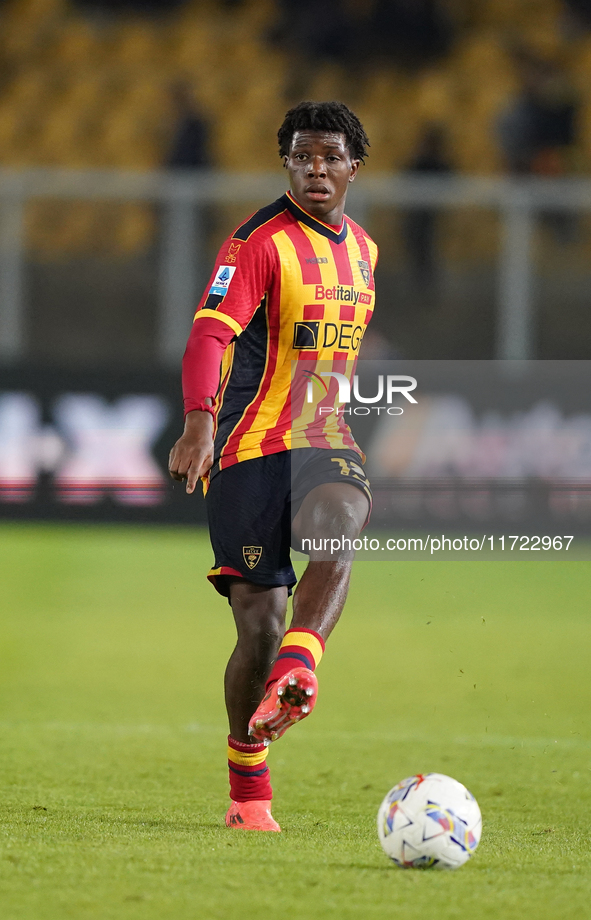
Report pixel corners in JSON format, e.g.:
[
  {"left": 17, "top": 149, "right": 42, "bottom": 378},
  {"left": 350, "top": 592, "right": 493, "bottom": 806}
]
[
  {"left": 2, "top": 362, "right": 591, "bottom": 553},
  {"left": 0, "top": 366, "right": 206, "bottom": 524}
]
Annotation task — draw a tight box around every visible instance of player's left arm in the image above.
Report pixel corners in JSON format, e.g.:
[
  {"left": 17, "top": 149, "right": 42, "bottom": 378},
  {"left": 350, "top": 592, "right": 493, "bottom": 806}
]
[{"left": 169, "top": 235, "right": 275, "bottom": 492}]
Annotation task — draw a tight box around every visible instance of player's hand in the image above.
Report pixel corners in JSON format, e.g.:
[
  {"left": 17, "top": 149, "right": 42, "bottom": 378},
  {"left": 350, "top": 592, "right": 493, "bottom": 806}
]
[{"left": 168, "top": 409, "right": 214, "bottom": 494}]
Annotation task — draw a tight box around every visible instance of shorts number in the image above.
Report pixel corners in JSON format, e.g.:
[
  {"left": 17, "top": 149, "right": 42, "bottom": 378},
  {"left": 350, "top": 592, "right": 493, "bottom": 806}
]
[{"left": 331, "top": 458, "right": 351, "bottom": 476}]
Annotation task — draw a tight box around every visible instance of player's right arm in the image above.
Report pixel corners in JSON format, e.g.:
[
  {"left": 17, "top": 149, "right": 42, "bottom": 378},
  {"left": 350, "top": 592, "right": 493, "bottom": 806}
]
[
  {"left": 168, "top": 403, "right": 215, "bottom": 494},
  {"left": 168, "top": 232, "right": 274, "bottom": 493}
]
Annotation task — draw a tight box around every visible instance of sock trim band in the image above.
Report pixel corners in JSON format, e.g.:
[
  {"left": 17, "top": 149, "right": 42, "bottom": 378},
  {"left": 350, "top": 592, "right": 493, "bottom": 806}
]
[
  {"left": 228, "top": 736, "right": 266, "bottom": 753},
  {"left": 276, "top": 650, "right": 314, "bottom": 670},
  {"left": 227, "top": 745, "right": 269, "bottom": 768},
  {"left": 229, "top": 764, "right": 270, "bottom": 778},
  {"left": 227, "top": 736, "right": 272, "bottom": 802},
  {"left": 285, "top": 627, "right": 326, "bottom": 649},
  {"left": 279, "top": 629, "right": 324, "bottom": 668}
]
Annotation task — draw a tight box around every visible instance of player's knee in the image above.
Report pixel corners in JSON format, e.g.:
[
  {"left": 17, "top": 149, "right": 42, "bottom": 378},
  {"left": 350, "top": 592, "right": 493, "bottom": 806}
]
[
  {"left": 295, "top": 483, "right": 368, "bottom": 544},
  {"left": 249, "top": 613, "right": 284, "bottom": 649},
  {"left": 237, "top": 614, "right": 285, "bottom": 674},
  {"left": 315, "top": 497, "right": 366, "bottom": 540},
  {"left": 230, "top": 584, "right": 286, "bottom": 648}
]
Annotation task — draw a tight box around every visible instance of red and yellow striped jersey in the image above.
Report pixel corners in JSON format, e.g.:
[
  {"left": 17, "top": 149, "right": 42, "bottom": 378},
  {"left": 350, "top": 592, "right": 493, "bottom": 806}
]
[{"left": 192, "top": 191, "right": 378, "bottom": 474}]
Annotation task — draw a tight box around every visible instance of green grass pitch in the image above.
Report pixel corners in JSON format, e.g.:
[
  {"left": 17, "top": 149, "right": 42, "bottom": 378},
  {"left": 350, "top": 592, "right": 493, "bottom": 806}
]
[{"left": 1, "top": 523, "right": 590, "bottom": 920}]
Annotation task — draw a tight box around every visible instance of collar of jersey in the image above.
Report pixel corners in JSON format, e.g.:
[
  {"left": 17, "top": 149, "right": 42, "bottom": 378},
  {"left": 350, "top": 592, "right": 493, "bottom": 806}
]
[{"left": 284, "top": 191, "right": 348, "bottom": 244}]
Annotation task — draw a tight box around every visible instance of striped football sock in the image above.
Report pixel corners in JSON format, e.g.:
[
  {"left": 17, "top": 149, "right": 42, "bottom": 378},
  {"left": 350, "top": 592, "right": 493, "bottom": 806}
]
[
  {"left": 265, "top": 628, "right": 325, "bottom": 691},
  {"left": 227, "top": 736, "right": 272, "bottom": 802}
]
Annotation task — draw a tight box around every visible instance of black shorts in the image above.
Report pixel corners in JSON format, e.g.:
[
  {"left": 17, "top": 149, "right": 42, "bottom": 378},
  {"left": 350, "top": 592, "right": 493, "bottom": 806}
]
[{"left": 205, "top": 447, "right": 372, "bottom": 597}]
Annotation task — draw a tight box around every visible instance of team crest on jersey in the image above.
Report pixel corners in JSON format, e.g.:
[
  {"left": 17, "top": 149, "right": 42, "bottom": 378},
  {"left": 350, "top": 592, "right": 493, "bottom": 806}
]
[
  {"left": 243, "top": 546, "right": 262, "bottom": 569},
  {"left": 358, "top": 259, "right": 371, "bottom": 287},
  {"left": 225, "top": 242, "right": 241, "bottom": 263},
  {"left": 209, "top": 265, "right": 236, "bottom": 296}
]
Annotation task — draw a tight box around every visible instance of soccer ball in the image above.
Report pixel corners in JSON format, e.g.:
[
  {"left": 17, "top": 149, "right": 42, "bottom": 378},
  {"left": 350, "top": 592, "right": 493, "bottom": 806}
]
[{"left": 377, "top": 773, "right": 482, "bottom": 869}]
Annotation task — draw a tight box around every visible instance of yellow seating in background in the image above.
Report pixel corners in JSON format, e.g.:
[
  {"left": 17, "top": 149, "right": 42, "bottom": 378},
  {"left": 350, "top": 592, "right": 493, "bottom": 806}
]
[
  {"left": 472, "top": 0, "right": 561, "bottom": 30},
  {"left": 115, "top": 202, "right": 156, "bottom": 254},
  {"left": 26, "top": 199, "right": 155, "bottom": 257},
  {"left": 107, "top": 21, "right": 167, "bottom": 70},
  {"left": 26, "top": 199, "right": 100, "bottom": 257},
  {"left": 0, "top": 0, "right": 586, "bottom": 259},
  {"left": 48, "top": 19, "right": 104, "bottom": 67}
]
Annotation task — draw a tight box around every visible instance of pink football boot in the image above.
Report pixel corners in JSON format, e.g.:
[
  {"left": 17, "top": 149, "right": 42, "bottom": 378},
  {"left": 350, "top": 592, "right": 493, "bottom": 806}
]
[
  {"left": 225, "top": 800, "right": 281, "bottom": 832},
  {"left": 248, "top": 667, "right": 318, "bottom": 744}
]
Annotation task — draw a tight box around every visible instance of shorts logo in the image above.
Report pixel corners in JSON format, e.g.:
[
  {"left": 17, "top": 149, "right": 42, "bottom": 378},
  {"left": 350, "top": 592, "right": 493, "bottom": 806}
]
[
  {"left": 225, "top": 242, "right": 241, "bottom": 263},
  {"left": 358, "top": 259, "right": 371, "bottom": 287},
  {"left": 293, "top": 321, "right": 319, "bottom": 349},
  {"left": 243, "top": 546, "right": 262, "bottom": 569},
  {"left": 209, "top": 265, "right": 236, "bottom": 297}
]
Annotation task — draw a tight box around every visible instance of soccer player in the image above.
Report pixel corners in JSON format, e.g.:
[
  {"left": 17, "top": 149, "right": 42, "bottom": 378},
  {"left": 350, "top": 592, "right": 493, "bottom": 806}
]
[{"left": 169, "top": 101, "right": 377, "bottom": 832}]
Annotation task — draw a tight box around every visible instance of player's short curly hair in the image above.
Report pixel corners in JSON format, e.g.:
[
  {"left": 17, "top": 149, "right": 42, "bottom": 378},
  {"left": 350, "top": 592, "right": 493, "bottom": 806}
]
[{"left": 278, "top": 101, "right": 370, "bottom": 162}]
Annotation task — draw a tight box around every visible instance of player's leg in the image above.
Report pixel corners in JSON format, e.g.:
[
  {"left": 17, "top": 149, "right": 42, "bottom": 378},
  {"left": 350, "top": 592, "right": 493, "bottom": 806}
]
[
  {"left": 204, "top": 454, "right": 295, "bottom": 830},
  {"left": 290, "top": 480, "right": 369, "bottom": 638},
  {"left": 224, "top": 580, "right": 288, "bottom": 832},
  {"left": 224, "top": 580, "right": 288, "bottom": 744},
  {"left": 249, "top": 479, "right": 369, "bottom": 743}
]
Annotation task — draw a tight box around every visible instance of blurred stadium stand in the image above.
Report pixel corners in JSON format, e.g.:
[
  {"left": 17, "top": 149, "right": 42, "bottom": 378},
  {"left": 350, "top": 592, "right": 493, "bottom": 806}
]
[
  {"left": 0, "top": 0, "right": 591, "bottom": 364},
  {"left": 0, "top": 0, "right": 580, "bottom": 177}
]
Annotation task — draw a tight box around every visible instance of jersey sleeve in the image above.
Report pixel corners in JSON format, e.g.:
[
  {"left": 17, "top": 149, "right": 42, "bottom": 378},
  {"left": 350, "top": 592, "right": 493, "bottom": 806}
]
[
  {"left": 182, "top": 232, "right": 276, "bottom": 416},
  {"left": 182, "top": 316, "right": 234, "bottom": 416},
  {"left": 192, "top": 232, "right": 276, "bottom": 336}
]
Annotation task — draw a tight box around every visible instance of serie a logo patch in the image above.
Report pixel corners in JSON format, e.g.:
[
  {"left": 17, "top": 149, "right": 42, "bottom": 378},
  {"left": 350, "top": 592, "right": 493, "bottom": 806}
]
[
  {"left": 243, "top": 546, "right": 262, "bottom": 569},
  {"left": 209, "top": 265, "right": 236, "bottom": 297}
]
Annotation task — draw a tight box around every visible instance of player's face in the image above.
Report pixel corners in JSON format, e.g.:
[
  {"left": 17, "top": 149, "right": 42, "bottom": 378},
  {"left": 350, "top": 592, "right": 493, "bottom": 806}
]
[{"left": 284, "top": 131, "right": 359, "bottom": 225}]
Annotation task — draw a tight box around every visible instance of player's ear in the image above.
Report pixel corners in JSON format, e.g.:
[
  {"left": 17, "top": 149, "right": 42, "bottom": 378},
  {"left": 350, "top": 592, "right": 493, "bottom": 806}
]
[
  {"left": 283, "top": 155, "right": 289, "bottom": 168},
  {"left": 349, "top": 159, "right": 360, "bottom": 182}
]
